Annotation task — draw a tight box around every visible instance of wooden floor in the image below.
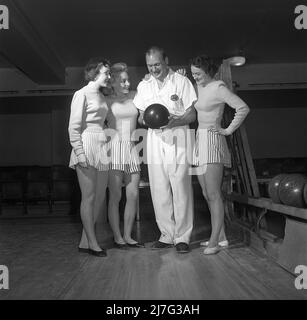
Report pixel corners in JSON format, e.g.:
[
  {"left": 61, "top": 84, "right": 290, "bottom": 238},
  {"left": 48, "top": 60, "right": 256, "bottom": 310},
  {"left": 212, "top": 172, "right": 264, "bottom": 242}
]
[{"left": 0, "top": 201, "right": 306, "bottom": 300}]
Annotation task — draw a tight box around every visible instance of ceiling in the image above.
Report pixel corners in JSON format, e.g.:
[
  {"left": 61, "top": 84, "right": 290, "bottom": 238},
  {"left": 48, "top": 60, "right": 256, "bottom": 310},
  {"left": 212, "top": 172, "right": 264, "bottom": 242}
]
[{"left": 0, "top": 0, "right": 306, "bottom": 84}]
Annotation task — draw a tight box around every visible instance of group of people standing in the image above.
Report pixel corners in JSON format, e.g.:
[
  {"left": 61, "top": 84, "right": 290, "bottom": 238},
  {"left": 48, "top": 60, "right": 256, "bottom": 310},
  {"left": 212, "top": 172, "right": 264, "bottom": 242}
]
[{"left": 68, "top": 46, "right": 250, "bottom": 258}]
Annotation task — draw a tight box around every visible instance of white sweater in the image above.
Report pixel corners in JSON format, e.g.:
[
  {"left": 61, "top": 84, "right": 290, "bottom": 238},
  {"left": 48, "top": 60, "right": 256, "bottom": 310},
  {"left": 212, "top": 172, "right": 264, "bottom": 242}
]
[
  {"left": 68, "top": 81, "right": 108, "bottom": 156},
  {"left": 195, "top": 80, "right": 250, "bottom": 134}
]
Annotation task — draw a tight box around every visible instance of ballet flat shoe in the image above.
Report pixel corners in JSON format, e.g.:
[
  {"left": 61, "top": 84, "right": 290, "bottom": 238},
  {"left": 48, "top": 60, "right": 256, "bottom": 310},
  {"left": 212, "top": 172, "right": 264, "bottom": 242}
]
[
  {"left": 200, "top": 240, "right": 229, "bottom": 247},
  {"left": 203, "top": 246, "right": 220, "bottom": 255},
  {"left": 88, "top": 248, "right": 107, "bottom": 257},
  {"left": 114, "top": 242, "right": 129, "bottom": 249},
  {"left": 78, "top": 247, "right": 90, "bottom": 253},
  {"left": 126, "top": 242, "right": 145, "bottom": 248}
]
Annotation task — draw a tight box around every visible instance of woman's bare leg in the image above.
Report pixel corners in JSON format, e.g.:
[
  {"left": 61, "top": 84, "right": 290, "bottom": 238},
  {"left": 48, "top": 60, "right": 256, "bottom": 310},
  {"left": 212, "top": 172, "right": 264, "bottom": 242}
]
[
  {"left": 108, "top": 170, "right": 125, "bottom": 244},
  {"left": 199, "top": 164, "right": 225, "bottom": 247},
  {"left": 79, "top": 170, "right": 109, "bottom": 248},
  {"left": 123, "top": 172, "right": 140, "bottom": 244},
  {"left": 76, "top": 166, "right": 102, "bottom": 251}
]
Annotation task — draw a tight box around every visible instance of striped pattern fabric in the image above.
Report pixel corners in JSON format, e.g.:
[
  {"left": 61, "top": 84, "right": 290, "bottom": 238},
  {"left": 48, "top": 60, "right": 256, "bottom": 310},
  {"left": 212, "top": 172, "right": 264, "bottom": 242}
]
[
  {"left": 69, "top": 130, "right": 109, "bottom": 171},
  {"left": 108, "top": 140, "right": 140, "bottom": 174},
  {"left": 193, "top": 128, "right": 231, "bottom": 168}
]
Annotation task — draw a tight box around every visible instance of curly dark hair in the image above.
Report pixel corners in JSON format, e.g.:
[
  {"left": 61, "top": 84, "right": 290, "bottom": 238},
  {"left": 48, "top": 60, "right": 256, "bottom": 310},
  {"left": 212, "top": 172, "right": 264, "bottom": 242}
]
[
  {"left": 189, "top": 54, "right": 220, "bottom": 78},
  {"left": 84, "top": 57, "right": 111, "bottom": 82}
]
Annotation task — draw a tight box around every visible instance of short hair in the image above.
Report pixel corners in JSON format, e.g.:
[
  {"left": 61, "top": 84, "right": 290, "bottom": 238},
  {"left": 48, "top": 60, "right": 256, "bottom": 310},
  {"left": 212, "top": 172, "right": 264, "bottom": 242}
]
[
  {"left": 111, "top": 62, "right": 128, "bottom": 80},
  {"left": 189, "top": 54, "right": 220, "bottom": 78},
  {"left": 145, "top": 46, "right": 167, "bottom": 60},
  {"left": 84, "top": 57, "right": 111, "bottom": 82}
]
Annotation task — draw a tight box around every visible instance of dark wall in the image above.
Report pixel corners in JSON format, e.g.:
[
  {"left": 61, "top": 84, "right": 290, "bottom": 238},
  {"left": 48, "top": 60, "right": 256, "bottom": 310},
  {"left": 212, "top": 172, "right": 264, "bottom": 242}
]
[
  {"left": 245, "top": 107, "right": 307, "bottom": 159},
  {"left": 0, "top": 96, "right": 71, "bottom": 166},
  {"left": 237, "top": 89, "right": 307, "bottom": 159}
]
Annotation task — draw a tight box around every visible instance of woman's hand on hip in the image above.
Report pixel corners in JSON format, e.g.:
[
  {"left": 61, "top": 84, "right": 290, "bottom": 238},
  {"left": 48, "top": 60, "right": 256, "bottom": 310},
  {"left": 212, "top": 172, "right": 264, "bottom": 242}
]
[
  {"left": 77, "top": 154, "right": 89, "bottom": 168},
  {"left": 209, "top": 126, "right": 230, "bottom": 136}
]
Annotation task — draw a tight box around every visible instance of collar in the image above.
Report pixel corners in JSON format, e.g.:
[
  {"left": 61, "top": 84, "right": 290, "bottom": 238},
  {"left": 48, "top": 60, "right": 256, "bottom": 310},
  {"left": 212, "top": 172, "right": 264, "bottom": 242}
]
[{"left": 147, "top": 68, "right": 174, "bottom": 83}]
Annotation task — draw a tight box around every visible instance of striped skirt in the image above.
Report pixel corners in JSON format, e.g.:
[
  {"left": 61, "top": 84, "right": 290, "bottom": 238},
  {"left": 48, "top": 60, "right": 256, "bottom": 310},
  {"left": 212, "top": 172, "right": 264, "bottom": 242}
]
[
  {"left": 69, "top": 130, "right": 109, "bottom": 171},
  {"left": 108, "top": 140, "right": 140, "bottom": 174},
  {"left": 193, "top": 128, "right": 231, "bottom": 171}
]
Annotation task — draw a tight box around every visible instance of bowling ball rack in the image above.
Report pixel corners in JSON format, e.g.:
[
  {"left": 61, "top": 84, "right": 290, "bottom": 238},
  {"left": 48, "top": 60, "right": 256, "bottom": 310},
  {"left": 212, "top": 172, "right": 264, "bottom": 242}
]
[
  {"left": 221, "top": 107, "right": 307, "bottom": 275},
  {"left": 224, "top": 190, "right": 307, "bottom": 274}
]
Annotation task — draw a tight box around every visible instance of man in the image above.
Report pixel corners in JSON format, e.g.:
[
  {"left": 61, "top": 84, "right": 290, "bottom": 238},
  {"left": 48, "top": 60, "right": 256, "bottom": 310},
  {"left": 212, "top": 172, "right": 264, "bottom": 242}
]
[{"left": 133, "top": 46, "right": 197, "bottom": 253}]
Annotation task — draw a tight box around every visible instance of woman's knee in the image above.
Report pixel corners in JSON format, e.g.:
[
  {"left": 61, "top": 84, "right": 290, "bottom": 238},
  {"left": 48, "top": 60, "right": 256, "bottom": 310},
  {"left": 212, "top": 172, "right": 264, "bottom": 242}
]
[
  {"left": 109, "top": 188, "right": 122, "bottom": 203},
  {"left": 206, "top": 190, "right": 222, "bottom": 203},
  {"left": 126, "top": 188, "right": 138, "bottom": 202},
  {"left": 80, "top": 193, "right": 96, "bottom": 209}
]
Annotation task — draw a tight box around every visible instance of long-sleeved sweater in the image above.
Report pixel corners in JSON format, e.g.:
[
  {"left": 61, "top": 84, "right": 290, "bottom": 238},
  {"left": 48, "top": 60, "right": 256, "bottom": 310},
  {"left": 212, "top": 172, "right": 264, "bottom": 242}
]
[
  {"left": 68, "top": 81, "right": 108, "bottom": 157},
  {"left": 195, "top": 80, "right": 250, "bottom": 134}
]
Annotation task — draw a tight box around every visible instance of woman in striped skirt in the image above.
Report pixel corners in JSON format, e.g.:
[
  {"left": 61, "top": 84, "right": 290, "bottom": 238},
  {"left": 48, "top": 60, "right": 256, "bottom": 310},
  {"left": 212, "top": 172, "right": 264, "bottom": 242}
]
[
  {"left": 105, "top": 63, "right": 143, "bottom": 248},
  {"left": 190, "top": 54, "right": 250, "bottom": 254},
  {"left": 68, "top": 58, "right": 111, "bottom": 257}
]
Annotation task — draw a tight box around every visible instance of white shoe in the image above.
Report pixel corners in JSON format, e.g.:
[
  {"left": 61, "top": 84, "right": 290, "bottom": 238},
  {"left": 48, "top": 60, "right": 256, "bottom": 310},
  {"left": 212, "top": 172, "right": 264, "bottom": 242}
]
[
  {"left": 200, "top": 240, "right": 229, "bottom": 247},
  {"left": 203, "top": 246, "right": 220, "bottom": 255}
]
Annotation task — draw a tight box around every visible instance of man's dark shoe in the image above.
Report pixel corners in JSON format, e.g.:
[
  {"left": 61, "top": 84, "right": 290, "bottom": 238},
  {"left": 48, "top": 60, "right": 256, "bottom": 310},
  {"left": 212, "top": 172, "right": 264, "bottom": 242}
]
[
  {"left": 176, "top": 242, "right": 189, "bottom": 254},
  {"left": 151, "top": 241, "right": 173, "bottom": 250}
]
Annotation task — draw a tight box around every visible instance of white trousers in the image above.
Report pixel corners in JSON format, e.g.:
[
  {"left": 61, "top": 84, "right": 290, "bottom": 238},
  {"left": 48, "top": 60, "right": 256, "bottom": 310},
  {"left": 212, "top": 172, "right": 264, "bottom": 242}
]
[{"left": 147, "top": 126, "right": 194, "bottom": 245}]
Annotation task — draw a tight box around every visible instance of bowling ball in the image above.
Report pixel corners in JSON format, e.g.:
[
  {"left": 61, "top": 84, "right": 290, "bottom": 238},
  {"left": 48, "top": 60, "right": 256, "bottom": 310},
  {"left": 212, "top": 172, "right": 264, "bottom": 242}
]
[
  {"left": 268, "top": 174, "right": 288, "bottom": 204},
  {"left": 143, "top": 103, "right": 170, "bottom": 129},
  {"left": 278, "top": 174, "right": 307, "bottom": 208}
]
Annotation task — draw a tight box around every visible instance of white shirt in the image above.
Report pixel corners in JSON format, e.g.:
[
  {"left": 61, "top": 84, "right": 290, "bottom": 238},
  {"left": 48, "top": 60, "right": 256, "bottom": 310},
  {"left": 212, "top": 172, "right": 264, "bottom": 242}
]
[{"left": 133, "top": 69, "right": 197, "bottom": 116}]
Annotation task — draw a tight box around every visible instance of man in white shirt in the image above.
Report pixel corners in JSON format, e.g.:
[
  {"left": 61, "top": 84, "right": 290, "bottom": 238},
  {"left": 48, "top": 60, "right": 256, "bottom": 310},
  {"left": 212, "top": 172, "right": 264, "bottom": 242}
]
[{"left": 133, "top": 46, "right": 197, "bottom": 253}]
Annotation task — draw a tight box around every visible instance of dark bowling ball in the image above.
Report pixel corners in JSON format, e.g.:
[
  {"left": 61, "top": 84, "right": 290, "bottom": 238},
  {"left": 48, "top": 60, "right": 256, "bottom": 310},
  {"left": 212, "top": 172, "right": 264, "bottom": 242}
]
[
  {"left": 268, "top": 173, "right": 288, "bottom": 204},
  {"left": 278, "top": 174, "right": 307, "bottom": 208},
  {"left": 143, "top": 103, "right": 170, "bottom": 129}
]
